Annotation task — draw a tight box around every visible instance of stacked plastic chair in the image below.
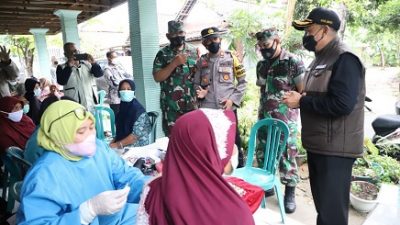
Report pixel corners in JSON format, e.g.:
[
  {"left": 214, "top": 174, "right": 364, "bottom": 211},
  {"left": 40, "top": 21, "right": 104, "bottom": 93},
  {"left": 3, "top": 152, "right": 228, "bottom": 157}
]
[{"left": 94, "top": 90, "right": 115, "bottom": 141}]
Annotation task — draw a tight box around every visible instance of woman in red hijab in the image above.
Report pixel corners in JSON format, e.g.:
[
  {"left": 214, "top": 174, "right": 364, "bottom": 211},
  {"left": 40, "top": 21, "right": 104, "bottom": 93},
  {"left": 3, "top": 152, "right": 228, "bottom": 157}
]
[
  {"left": 0, "top": 96, "right": 35, "bottom": 154},
  {"left": 136, "top": 109, "right": 255, "bottom": 225}
]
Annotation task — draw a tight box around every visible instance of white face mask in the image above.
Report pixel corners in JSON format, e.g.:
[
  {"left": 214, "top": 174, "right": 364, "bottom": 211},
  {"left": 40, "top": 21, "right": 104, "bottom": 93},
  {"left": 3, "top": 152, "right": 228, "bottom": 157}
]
[
  {"left": 1, "top": 110, "right": 24, "bottom": 122},
  {"left": 34, "top": 88, "right": 42, "bottom": 97},
  {"left": 64, "top": 134, "right": 97, "bottom": 157},
  {"left": 8, "top": 80, "right": 17, "bottom": 86}
]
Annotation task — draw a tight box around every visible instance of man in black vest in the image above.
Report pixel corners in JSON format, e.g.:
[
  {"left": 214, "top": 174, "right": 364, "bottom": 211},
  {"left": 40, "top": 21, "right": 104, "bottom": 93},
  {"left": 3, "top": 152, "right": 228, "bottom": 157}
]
[{"left": 283, "top": 7, "right": 365, "bottom": 225}]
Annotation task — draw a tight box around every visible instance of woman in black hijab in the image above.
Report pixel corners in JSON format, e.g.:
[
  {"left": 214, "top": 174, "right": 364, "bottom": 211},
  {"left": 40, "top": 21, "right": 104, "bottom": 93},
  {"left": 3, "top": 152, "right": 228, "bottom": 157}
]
[{"left": 24, "top": 77, "right": 42, "bottom": 124}]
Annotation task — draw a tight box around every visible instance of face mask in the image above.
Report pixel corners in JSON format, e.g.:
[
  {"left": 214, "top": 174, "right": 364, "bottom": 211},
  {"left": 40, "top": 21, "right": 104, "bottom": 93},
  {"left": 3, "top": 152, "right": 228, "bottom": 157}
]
[
  {"left": 119, "top": 90, "right": 136, "bottom": 102},
  {"left": 8, "top": 80, "right": 17, "bottom": 86},
  {"left": 64, "top": 134, "right": 97, "bottom": 157},
  {"left": 34, "top": 88, "right": 42, "bottom": 97},
  {"left": 302, "top": 35, "right": 318, "bottom": 52},
  {"left": 207, "top": 42, "right": 221, "bottom": 54},
  {"left": 23, "top": 104, "right": 30, "bottom": 114},
  {"left": 302, "top": 28, "right": 324, "bottom": 52},
  {"left": 260, "top": 41, "right": 277, "bottom": 59},
  {"left": 2, "top": 110, "right": 24, "bottom": 122},
  {"left": 111, "top": 58, "right": 118, "bottom": 65},
  {"left": 169, "top": 36, "right": 185, "bottom": 48}
]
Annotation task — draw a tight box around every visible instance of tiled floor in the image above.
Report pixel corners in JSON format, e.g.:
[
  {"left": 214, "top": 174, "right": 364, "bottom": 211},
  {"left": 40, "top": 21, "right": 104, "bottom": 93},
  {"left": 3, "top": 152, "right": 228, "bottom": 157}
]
[
  {"left": 362, "top": 184, "right": 400, "bottom": 225},
  {"left": 254, "top": 208, "right": 306, "bottom": 225},
  {"left": 259, "top": 183, "right": 399, "bottom": 225}
]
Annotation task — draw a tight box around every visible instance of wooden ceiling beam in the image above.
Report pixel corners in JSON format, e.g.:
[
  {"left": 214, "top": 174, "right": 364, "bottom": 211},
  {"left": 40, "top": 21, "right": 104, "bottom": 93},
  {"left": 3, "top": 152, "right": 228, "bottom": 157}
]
[
  {"left": 0, "top": 0, "right": 123, "bottom": 35},
  {"left": 0, "top": 28, "right": 59, "bottom": 35},
  {"left": 0, "top": 8, "right": 57, "bottom": 14},
  {"left": 0, "top": 0, "right": 112, "bottom": 8},
  {"left": 1, "top": 3, "right": 111, "bottom": 12},
  {"left": 0, "top": 20, "right": 59, "bottom": 26},
  {"left": 0, "top": 14, "right": 55, "bottom": 19},
  {"left": 0, "top": 21, "right": 60, "bottom": 28},
  {"left": 0, "top": 11, "right": 87, "bottom": 21},
  {"left": 0, "top": 5, "right": 103, "bottom": 14}
]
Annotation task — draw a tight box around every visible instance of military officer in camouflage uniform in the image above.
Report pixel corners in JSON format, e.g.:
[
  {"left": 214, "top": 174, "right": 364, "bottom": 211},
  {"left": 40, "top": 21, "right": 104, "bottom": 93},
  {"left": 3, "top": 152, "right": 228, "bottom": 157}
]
[
  {"left": 255, "top": 28, "right": 305, "bottom": 213},
  {"left": 152, "top": 20, "right": 199, "bottom": 136},
  {"left": 194, "top": 27, "right": 247, "bottom": 167}
]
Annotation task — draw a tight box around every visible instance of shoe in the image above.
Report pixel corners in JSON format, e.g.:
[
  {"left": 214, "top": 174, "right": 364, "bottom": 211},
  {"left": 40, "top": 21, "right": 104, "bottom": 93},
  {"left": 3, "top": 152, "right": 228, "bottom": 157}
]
[
  {"left": 264, "top": 188, "right": 275, "bottom": 197},
  {"left": 284, "top": 186, "right": 296, "bottom": 214}
]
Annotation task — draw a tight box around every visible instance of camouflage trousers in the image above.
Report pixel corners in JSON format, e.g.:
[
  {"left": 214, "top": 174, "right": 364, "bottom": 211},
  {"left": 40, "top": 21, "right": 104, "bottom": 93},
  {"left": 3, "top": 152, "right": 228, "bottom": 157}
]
[
  {"left": 256, "top": 121, "right": 299, "bottom": 187},
  {"left": 162, "top": 110, "right": 187, "bottom": 137}
]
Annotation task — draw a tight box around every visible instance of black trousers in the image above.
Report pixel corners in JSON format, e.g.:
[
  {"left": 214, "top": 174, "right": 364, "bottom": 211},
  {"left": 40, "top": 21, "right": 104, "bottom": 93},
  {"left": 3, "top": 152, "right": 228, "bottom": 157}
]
[{"left": 307, "top": 152, "right": 355, "bottom": 225}]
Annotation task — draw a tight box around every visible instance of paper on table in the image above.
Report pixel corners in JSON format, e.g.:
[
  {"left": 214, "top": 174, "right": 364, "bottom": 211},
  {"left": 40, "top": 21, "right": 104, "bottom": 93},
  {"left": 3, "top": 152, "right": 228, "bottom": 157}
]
[{"left": 122, "top": 137, "right": 169, "bottom": 166}]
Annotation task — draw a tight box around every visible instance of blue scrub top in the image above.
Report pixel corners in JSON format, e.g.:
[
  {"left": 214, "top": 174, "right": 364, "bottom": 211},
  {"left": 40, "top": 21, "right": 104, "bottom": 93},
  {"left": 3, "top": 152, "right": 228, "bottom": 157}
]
[
  {"left": 24, "top": 127, "right": 43, "bottom": 165},
  {"left": 17, "top": 139, "right": 148, "bottom": 225}
]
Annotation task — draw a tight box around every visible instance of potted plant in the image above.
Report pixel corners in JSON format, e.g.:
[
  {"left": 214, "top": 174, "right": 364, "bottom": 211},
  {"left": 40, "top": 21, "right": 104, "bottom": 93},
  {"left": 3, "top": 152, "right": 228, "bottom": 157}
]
[
  {"left": 352, "top": 158, "right": 384, "bottom": 184},
  {"left": 350, "top": 180, "right": 380, "bottom": 213},
  {"left": 375, "top": 134, "right": 400, "bottom": 160}
]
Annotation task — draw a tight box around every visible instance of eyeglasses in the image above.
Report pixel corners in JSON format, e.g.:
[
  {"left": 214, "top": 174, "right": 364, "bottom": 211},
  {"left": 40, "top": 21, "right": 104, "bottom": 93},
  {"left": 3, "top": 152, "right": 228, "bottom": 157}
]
[{"left": 47, "top": 108, "right": 87, "bottom": 133}]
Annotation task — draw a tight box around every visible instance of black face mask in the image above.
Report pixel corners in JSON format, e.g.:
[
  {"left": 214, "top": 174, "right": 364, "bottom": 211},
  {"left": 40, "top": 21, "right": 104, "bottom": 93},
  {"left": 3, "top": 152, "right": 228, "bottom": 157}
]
[
  {"left": 207, "top": 42, "right": 221, "bottom": 54},
  {"left": 302, "top": 34, "right": 317, "bottom": 52},
  {"left": 260, "top": 41, "right": 277, "bottom": 59},
  {"left": 169, "top": 36, "right": 185, "bottom": 48}
]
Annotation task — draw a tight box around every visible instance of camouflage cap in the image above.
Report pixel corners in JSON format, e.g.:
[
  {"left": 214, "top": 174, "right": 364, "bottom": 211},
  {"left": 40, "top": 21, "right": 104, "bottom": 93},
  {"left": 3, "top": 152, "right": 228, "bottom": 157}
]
[
  {"left": 255, "top": 28, "right": 278, "bottom": 41},
  {"left": 168, "top": 20, "right": 184, "bottom": 33}
]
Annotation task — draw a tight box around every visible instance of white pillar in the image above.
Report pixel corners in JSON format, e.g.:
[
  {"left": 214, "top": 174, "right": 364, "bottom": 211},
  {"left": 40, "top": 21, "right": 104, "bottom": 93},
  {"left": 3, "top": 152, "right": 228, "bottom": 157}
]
[
  {"left": 29, "top": 28, "right": 51, "bottom": 78},
  {"left": 54, "top": 9, "right": 81, "bottom": 47}
]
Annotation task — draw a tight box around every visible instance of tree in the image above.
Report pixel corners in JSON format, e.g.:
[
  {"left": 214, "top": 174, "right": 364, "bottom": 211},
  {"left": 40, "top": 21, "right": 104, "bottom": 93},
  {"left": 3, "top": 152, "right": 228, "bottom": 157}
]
[
  {"left": 293, "top": 0, "right": 399, "bottom": 66},
  {"left": 376, "top": 0, "right": 400, "bottom": 32},
  {"left": 285, "top": 0, "right": 297, "bottom": 37},
  {"left": 13, "top": 36, "right": 35, "bottom": 77},
  {"left": 224, "top": 9, "right": 264, "bottom": 63},
  {"left": 2, "top": 35, "right": 35, "bottom": 77}
]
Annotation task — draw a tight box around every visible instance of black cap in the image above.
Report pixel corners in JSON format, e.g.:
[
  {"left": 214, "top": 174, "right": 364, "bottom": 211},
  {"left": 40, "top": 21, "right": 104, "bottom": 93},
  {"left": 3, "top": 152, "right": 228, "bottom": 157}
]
[
  {"left": 292, "top": 7, "right": 341, "bottom": 31},
  {"left": 201, "top": 27, "right": 221, "bottom": 39}
]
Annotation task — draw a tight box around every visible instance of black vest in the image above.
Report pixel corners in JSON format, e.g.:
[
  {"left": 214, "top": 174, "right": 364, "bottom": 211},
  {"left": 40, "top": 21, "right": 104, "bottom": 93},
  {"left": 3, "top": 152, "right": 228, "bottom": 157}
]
[{"left": 301, "top": 37, "right": 366, "bottom": 158}]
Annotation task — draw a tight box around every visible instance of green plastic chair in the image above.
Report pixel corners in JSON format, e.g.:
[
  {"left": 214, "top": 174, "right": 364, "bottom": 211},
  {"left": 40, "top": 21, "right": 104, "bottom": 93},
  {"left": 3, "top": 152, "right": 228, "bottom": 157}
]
[
  {"left": 11, "top": 181, "right": 23, "bottom": 202},
  {"left": 147, "top": 111, "right": 159, "bottom": 144},
  {"left": 98, "top": 90, "right": 107, "bottom": 105},
  {"left": 232, "top": 118, "right": 289, "bottom": 224},
  {"left": 2, "top": 146, "right": 32, "bottom": 213},
  {"left": 94, "top": 105, "right": 116, "bottom": 141}
]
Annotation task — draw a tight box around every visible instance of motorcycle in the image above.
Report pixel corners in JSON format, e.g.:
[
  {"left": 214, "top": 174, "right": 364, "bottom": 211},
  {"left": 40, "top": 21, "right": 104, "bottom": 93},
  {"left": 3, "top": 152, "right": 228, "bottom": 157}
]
[
  {"left": 368, "top": 97, "right": 400, "bottom": 160},
  {"left": 351, "top": 98, "right": 400, "bottom": 183}
]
